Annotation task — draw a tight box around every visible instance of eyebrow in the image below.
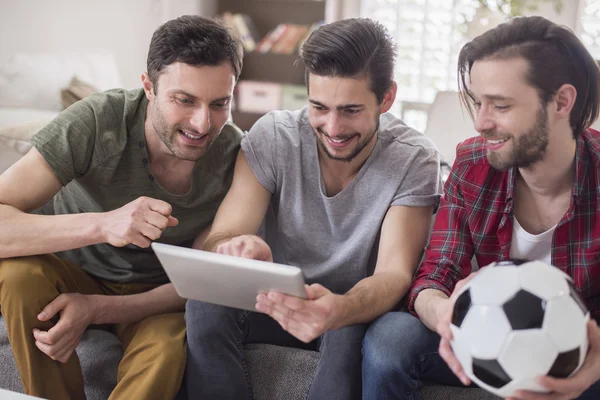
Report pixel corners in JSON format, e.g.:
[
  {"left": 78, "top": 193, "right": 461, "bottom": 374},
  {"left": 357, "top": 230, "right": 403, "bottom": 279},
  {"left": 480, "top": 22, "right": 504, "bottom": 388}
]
[
  {"left": 170, "top": 90, "right": 231, "bottom": 103},
  {"left": 309, "top": 100, "right": 364, "bottom": 110},
  {"left": 478, "top": 94, "right": 515, "bottom": 102}
]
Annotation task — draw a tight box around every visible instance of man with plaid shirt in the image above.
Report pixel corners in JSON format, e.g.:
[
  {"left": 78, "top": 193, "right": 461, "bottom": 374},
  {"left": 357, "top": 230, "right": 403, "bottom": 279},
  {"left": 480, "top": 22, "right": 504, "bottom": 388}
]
[{"left": 362, "top": 16, "right": 600, "bottom": 400}]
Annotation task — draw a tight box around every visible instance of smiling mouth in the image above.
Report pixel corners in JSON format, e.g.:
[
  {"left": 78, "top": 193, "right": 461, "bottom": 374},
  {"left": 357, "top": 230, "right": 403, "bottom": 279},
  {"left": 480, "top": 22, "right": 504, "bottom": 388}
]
[
  {"left": 329, "top": 137, "right": 352, "bottom": 144},
  {"left": 487, "top": 138, "right": 509, "bottom": 145},
  {"left": 179, "top": 129, "right": 206, "bottom": 140}
]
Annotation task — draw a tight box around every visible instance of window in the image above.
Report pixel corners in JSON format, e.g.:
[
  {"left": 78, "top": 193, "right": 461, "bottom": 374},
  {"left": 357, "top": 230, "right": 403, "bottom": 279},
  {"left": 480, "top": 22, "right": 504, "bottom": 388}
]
[
  {"left": 361, "top": 0, "right": 479, "bottom": 130},
  {"left": 581, "top": 0, "right": 600, "bottom": 59}
]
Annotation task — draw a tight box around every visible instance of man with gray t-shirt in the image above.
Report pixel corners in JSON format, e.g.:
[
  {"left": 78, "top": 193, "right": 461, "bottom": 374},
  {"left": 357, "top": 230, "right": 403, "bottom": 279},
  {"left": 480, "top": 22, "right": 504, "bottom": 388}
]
[{"left": 185, "top": 18, "right": 442, "bottom": 400}]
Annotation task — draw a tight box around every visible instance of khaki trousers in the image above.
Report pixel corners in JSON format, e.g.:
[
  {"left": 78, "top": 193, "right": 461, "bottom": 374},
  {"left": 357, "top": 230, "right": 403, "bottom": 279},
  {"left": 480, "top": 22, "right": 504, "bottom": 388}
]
[{"left": 0, "top": 254, "right": 186, "bottom": 400}]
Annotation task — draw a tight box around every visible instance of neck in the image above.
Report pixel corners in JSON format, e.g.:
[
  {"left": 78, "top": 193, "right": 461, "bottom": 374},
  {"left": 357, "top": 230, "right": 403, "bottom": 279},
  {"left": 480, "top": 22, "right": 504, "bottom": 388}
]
[{"left": 517, "top": 128, "right": 576, "bottom": 197}]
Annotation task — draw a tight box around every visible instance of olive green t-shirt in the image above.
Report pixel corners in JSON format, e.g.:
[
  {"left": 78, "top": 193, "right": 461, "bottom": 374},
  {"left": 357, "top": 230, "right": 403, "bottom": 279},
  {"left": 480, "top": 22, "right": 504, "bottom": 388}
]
[{"left": 30, "top": 89, "right": 242, "bottom": 284}]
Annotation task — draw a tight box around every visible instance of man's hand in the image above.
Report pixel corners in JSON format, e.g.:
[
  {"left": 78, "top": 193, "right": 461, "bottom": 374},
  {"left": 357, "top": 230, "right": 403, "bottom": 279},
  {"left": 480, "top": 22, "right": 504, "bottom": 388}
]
[
  {"left": 436, "top": 272, "right": 479, "bottom": 386},
  {"left": 216, "top": 234, "right": 273, "bottom": 262},
  {"left": 507, "top": 320, "right": 600, "bottom": 400},
  {"left": 255, "top": 283, "right": 342, "bottom": 343},
  {"left": 32, "top": 293, "right": 97, "bottom": 363},
  {"left": 100, "top": 196, "right": 178, "bottom": 248}
]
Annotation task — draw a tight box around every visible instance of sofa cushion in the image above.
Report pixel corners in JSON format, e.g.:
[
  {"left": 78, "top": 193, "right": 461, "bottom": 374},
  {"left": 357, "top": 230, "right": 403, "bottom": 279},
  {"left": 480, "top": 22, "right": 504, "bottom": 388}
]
[
  {"left": 0, "top": 118, "right": 52, "bottom": 173},
  {"left": 61, "top": 77, "right": 99, "bottom": 110}
]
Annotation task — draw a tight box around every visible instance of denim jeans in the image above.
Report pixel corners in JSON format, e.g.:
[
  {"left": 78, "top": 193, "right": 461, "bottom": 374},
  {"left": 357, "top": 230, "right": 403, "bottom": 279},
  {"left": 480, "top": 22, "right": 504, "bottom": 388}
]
[
  {"left": 362, "top": 311, "right": 462, "bottom": 400},
  {"left": 184, "top": 300, "right": 366, "bottom": 400},
  {"left": 362, "top": 311, "right": 600, "bottom": 400}
]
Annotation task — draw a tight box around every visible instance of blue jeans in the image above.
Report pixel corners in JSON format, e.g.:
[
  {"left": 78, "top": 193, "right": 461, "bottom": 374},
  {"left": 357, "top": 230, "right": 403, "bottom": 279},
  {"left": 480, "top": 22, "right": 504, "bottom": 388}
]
[
  {"left": 184, "top": 300, "right": 366, "bottom": 400},
  {"left": 363, "top": 311, "right": 600, "bottom": 400},
  {"left": 363, "top": 311, "right": 462, "bottom": 400}
]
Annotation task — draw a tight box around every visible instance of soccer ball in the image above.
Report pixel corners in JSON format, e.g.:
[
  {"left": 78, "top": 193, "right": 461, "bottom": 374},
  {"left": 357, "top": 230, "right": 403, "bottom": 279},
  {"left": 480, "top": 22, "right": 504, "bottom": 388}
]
[{"left": 450, "top": 259, "right": 590, "bottom": 398}]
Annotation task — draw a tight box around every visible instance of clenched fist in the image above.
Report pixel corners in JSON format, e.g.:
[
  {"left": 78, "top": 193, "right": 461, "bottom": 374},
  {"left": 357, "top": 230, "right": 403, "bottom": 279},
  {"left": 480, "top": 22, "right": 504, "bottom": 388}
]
[{"left": 100, "top": 196, "right": 178, "bottom": 248}]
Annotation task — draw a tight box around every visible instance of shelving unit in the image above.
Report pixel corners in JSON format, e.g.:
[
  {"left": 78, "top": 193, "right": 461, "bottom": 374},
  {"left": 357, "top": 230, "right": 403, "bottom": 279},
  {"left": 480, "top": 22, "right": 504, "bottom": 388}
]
[{"left": 216, "top": 0, "right": 327, "bottom": 131}]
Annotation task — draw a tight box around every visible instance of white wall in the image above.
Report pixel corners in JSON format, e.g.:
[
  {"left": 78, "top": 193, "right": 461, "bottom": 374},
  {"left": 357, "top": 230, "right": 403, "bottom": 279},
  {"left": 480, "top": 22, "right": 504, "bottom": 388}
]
[{"left": 0, "top": 0, "right": 209, "bottom": 89}]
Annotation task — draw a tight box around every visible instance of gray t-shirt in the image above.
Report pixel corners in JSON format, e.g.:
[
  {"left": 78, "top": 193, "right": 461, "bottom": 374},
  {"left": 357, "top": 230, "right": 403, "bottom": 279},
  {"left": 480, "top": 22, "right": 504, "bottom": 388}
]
[
  {"left": 241, "top": 107, "right": 441, "bottom": 294},
  {"left": 30, "top": 89, "right": 242, "bottom": 283}
]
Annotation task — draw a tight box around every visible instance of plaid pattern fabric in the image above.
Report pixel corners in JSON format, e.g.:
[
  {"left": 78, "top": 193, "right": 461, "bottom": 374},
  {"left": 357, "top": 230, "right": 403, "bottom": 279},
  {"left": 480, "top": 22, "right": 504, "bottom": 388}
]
[{"left": 408, "top": 129, "right": 600, "bottom": 319}]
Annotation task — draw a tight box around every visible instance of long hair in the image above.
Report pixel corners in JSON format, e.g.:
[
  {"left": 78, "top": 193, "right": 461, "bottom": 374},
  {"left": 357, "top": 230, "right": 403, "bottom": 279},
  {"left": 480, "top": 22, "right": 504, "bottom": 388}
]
[{"left": 458, "top": 16, "right": 600, "bottom": 137}]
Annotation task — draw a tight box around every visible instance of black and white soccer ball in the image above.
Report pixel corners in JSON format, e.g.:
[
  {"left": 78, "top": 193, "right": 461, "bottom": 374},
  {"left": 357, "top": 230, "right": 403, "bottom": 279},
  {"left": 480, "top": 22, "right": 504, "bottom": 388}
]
[{"left": 450, "top": 259, "right": 590, "bottom": 398}]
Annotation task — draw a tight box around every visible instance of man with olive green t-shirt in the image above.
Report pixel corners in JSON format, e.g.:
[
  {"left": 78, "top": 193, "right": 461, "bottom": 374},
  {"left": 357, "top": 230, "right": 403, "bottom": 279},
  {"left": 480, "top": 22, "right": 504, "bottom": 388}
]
[{"left": 0, "top": 16, "right": 242, "bottom": 400}]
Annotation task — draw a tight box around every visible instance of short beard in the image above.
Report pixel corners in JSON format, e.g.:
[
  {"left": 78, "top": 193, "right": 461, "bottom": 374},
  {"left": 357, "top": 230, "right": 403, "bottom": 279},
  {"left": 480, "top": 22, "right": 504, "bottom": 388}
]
[
  {"left": 151, "top": 99, "right": 214, "bottom": 162},
  {"left": 316, "top": 119, "right": 380, "bottom": 163},
  {"left": 487, "top": 106, "right": 549, "bottom": 171}
]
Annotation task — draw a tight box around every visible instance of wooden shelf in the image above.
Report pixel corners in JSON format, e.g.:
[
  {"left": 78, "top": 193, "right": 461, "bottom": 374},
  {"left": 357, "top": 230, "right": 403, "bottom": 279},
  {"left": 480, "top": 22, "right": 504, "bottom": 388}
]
[
  {"left": 219, "top": 0, "right": 326, "bottom": 131},
  {"left": 240, "top": 52, "right": 305, "bottom": 85},
  {"left": 217, "top": 0, "right": 326, "bottom": 37}
]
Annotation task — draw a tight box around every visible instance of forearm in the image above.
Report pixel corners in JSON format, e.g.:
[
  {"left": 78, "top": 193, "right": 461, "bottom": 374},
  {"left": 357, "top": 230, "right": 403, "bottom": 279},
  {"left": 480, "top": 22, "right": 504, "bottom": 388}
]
[
  {"left": 91, "top": 283, "right": 185, "bottom": 325},
  {"left": 0, "top": 204, "right": 103, "bottom": 258},
  {"left": 334, "top": 270, "right": 413, "bottom": 328},
  {"left": 413, "top": 288, "right": 449, "bottom": 331}
]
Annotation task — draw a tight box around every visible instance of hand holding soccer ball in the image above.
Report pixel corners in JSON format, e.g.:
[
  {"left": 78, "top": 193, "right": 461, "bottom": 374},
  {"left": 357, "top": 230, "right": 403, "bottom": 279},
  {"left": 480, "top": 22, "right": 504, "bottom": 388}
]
[{"left": 447, "top": 260, "right": 590, "bottom": 398}]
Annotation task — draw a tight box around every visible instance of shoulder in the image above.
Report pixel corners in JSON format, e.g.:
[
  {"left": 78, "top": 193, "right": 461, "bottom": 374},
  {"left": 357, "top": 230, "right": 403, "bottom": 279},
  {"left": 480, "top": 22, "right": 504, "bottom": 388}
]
[
  {"left": 378, "top": 113, "right": 438, "bottom": 159},
  {"left": 246, "top": 107, "right": 310, "bottom": 146},
  {"left": 71, "top": 88, "right": 144, "bottom": 118},
  {"left": 582, "top": 128, "right": 600, "bottom": 164},
  {"left": 453, "top": 136, "right": 489, "bottom": 169}
]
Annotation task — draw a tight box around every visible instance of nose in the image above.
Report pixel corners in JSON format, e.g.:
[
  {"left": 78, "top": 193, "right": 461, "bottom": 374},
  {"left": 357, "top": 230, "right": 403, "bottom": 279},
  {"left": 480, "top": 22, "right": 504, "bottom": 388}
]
[
  {"left": 190, "top": 106, "right": 211, "bottom": 134},
  {"left": 324, "top": 112, "right": 344, "bottom": 137},
  {"left": 473, "top": 107, "right": 495, "bottom": 134}
]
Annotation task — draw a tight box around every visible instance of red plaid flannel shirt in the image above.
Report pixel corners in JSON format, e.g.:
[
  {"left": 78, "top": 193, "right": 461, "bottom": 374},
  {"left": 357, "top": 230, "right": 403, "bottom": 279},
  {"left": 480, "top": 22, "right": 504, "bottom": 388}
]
[{"left": 408, "top": 129, "right": 600, "bottom": 319}]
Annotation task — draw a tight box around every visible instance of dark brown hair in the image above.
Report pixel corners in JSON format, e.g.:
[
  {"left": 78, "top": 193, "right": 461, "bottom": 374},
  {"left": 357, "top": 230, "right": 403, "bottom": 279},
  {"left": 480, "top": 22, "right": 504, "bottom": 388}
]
[
  {"left": 458, "top": 16, "right": 600, "bottom": 137},
  {"left": 299, "top": 18, "right": 397, "bottom": 104},
  {"left": 147, "top": 15, "right": 243, "bottom": 92}
]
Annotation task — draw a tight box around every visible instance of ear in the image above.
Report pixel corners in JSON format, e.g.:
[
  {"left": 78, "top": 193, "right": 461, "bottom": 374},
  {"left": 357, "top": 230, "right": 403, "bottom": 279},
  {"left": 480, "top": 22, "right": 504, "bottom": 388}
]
[
  {"left": 380, "top": 81, "right": 397, "bottom": 114},
  {"left": 141, "top": 72, "right": 155, "bottom": 100},
  {"left": 553, "top": 83, "right": 577, "bottom": 120}
]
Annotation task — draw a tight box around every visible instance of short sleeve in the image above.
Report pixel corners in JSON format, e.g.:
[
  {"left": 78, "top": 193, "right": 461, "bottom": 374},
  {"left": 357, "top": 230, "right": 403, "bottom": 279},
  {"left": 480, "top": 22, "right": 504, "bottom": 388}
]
[
  {"left": 240, "top": 113, "right": 278, "bottom": 194},
  {"left": 391, "top": 149, "right": 442, "bottom": 208},
  {"left": 29, "top": 99, "right": 98, "bottom": 186}
]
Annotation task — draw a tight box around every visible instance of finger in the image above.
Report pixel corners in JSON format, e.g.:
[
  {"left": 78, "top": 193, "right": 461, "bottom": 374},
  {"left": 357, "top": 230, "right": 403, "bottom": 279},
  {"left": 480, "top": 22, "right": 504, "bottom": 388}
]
[
  {"left": 139, "top": 223, "right": 163, "bottom": 241},
  {"left": 305, "top": 284, "right": 329, "bottom": 300},
  {"left": 536, "top": 373, "right": 588, "bottom": 396},
  {"left": 147, "top": 199, "right": 172, "bottom": 217},
  {"left": 54, "top": 335, "right": 80, "bottom": 363},
  {"left": 167, "top": 215, "right": 179, "bottom": 226},
  {"left": 439, "top": 337, "right": 470, "bottom": 385},
  {"left": 511, "top": 390, "right": 560, "bottom": 400},
  {"left": 35, "top": 339, "right": 54, "bottom": 359},
  {"left": 131, "top": 234, "right": 152, "bottom": 248},
  {"left": 278, "top": 293, "right": 308, "bottom": 311},
  {"left": 145, "top": 211, "right": 170, "bottom": 231},
  {"left": 38, "top": 295, "right": 67, "bottom": 322},
  {"left": 267, "top": 298, "right": 313, "bottom": 323},
  {"left": 33, "top": 328, "right": 55, "bottom": 345}
]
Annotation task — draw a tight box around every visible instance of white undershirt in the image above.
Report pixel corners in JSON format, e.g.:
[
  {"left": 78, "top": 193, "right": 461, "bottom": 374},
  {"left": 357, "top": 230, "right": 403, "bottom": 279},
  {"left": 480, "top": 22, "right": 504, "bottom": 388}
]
[{"left": 508, "top": 217, "right": 556, "bottom": 264}]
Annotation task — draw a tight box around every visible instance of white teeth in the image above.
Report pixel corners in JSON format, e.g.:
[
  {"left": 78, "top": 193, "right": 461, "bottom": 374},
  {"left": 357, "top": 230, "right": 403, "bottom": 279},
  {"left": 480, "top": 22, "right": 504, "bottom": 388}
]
[
  {"left": 487, "top": 138, "right": 509, "bottom": 144},
  {"left": 182, "top": 131, "right": 202, "bottom": 140},
  {"left": 330, "top": 137, "right": 349, "bottom": 143}
]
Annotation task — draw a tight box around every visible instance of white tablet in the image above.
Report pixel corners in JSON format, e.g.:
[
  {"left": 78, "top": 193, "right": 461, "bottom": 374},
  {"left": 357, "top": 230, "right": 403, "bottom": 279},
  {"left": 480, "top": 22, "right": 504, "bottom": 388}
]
[{"left": 151, "top": 242, "right": 307, "bottom": 311}]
